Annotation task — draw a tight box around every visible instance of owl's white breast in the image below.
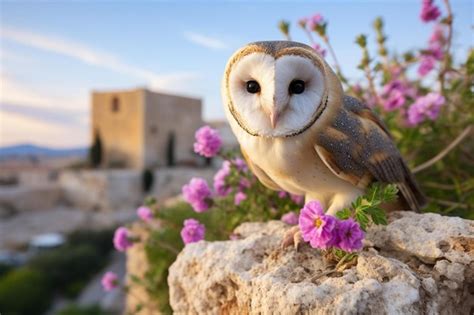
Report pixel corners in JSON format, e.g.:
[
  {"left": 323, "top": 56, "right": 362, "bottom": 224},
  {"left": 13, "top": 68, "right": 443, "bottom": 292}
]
[{"left": 224, "top": 104, "right": 357, "bottom": 205}]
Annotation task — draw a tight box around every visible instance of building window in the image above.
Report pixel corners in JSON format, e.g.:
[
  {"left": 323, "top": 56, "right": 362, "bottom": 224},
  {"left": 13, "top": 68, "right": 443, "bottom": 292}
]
[
  {"left": 111, "top": 97, "right": 120, "bottom": 113},
  {"left": 150, "top": 126, "right": 158, "bottom": 135}
]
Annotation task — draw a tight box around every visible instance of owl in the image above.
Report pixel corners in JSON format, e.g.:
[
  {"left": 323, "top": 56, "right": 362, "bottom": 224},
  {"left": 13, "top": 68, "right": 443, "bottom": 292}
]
[{"left": 221, "top": 41, "right": 426, "bottom": 218}]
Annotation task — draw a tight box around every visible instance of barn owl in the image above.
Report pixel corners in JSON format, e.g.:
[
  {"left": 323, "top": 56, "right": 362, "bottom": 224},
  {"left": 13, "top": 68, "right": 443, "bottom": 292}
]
[{"left": 221, "top": 41, "right": 426, "bottom": 220}]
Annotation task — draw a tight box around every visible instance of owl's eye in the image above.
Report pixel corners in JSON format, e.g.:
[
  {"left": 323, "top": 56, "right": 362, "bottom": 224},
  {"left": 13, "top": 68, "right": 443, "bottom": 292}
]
[
  {"left": 289, "top": 80, "right": 305, "bottom": 94},
  {"left": 246, "top": 80, "right": 260, "bottom": 94}
]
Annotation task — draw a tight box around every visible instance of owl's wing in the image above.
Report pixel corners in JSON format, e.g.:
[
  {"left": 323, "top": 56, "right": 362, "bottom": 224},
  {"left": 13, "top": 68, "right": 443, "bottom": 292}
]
[
  {"left": 241, "top": 147, "right": 282, "bottom": 191},
  {"left": 314, "top": 95, "right": 426, "bottom": 211}
]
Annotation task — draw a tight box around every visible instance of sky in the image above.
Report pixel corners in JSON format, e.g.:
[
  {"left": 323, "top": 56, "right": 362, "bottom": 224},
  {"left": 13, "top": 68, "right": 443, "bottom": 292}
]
[{"left": 0, "top": 0, "right": 472, "bottom": 148}]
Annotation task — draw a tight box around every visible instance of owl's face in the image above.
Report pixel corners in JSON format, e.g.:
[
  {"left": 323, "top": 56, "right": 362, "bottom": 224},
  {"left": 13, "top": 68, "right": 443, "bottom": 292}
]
[{"left": 223, "top": 41, "right": 328, "bottom": 138}]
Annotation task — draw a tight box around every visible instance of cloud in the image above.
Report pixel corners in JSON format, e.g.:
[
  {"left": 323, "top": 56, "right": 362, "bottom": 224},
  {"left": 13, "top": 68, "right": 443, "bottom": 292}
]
[
  {"left": 1, "top": 26, "right": 200, "bottom": 90},
  {"left": 0, "top": 73, "right": 86, "bottom": 110},
  {"left": 0, "top": 110, "right": 88, "bottom": 147},
  {"left": 183, "top": 31, "right": 228, "bottom": 50},
  {"left": 1, "top": 102, "right": 87, "bottom": 127}
]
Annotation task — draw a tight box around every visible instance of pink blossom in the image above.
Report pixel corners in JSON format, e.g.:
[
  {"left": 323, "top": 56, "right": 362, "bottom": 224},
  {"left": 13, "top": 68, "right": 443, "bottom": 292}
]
[
  {"left": 281, "top": 212, "right": 299, "bottom": 225},
  {"left": 298, "top": 201, "right": 337, "bottom": 249},
  {"left": 290, "top": 194, "right": 305, "bottom": 205},
  {"left": 213, "top": 161, "right": 232, "bottom": 196},
  {"left": 420, "top": 0, "right": 441, "bottom": 22},
  {"left": 232, "top": 158, "right": 248, "bottom": 172},
  {"left": 335, "top": 219, "right": 365, "bottom": 252},
  {"left": 382, "top": 89, "right": 406, "bottom": 111},
  {"left": 407, "top": 93, "right": 445, "bottom": 125},
  {"left": 418, "top": 55, "right": 436, "bottom": 76},
  {"left": 278, "top": 191, "right": 288, "bottom": 198},
  {"left": 307, "top": 13, "right": 325, "bottom": 29},
  {"left": 239, "top": 178, "right": 252, "bottom": 190},
  {"left": 182, "top": 178, "right": 212, "bottom": 212},
  {"left": 429, "top": 24, "right": 446, "bottom": 45},
  {"left": 101, "top": 271, "right": 119, "bottom": 291},
  {"left": 428, "top": 42, "right": 444, "bottom": 61},
  {"left": 234, "top": 192, "right": 247, "bottom": 205},
  {"left": 311, "top": 43, "right": 326, "bottom": 57},
  {"left": 136, "top": 206, "right": 153, "bottom": 222},
  {"left": 113, "top": 227, "right": 133, "bottom": 252},
  {"left": 382, "top": 80, "right": 406, "bottom": 96},
  {"left": 229, "top": 233, "right": 240, "bottom": 240},
  {"left": 180, "top": 218, "right": 205, "bottom": 244},
  {"left": 193, "top": 126, "right": 222, "bottom": 158}
]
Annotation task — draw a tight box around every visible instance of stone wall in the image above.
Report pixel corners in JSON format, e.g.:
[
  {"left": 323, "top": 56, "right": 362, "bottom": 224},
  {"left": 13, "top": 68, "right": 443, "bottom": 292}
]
[
  {"left": 168, "top": 212, "right": 474, "bottom": 314},
  {"left": 92, "top": 89, "right": 145, "bottom": 168},
  {"left": 91, "top": 88, "right": 203, "bottom": 169},
  {"left": 59, "top": 167, "right": 215, "bottom": 211},
  {"left": 0, "top": 184, "right": 62, "bottom": 217}
]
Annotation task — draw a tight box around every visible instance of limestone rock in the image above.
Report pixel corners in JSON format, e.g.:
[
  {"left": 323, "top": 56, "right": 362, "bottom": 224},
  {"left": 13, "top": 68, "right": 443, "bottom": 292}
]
[{"left": 168, "top": 212, "right": 474, "bottom": 314}]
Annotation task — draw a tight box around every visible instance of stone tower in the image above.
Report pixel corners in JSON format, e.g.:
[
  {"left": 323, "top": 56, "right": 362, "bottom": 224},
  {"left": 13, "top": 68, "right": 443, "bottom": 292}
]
[{"left": 91, "top": 88, "right": 203, "bottom": 169}]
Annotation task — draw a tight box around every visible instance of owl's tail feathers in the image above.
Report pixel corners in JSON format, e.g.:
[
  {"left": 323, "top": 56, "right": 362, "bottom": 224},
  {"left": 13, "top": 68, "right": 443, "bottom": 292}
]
[{"left": 398, "top": 163, "right": 427, "bottom": 212}]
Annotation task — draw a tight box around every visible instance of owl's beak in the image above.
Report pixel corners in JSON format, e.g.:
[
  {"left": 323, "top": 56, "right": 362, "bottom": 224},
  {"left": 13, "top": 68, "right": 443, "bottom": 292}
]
[{"left": 270, "top": 110, "right": 279, "bottom": 128}]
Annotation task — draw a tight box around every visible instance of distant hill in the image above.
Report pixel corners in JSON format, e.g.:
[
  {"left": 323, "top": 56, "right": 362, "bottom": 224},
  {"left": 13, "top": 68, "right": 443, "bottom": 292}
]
[{"left": 0, "top": 144, "right": 88, "bottom": 159}]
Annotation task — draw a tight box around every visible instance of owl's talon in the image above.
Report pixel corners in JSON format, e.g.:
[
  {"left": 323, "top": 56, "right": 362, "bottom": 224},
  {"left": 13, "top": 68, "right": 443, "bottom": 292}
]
[{"left": 281, "top": 226, "right": 303, "bottom": 251}]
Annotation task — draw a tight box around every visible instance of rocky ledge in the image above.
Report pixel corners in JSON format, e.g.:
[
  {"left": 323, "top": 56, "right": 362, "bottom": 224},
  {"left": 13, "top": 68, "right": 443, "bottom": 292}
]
[{"left": 168, "top": 212, "right": 474, "bottom": 314}]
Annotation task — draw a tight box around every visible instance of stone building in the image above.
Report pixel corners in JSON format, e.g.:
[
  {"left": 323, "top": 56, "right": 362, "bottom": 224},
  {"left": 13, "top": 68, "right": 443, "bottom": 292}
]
[{"left": 91, "top": 88, "right": 203, "bottom": 169}]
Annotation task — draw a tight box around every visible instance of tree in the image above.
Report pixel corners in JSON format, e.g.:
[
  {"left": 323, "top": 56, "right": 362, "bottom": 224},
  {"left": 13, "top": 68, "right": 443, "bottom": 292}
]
[{"left": 89, "top": 131, "right": 102, "bottom": 168}]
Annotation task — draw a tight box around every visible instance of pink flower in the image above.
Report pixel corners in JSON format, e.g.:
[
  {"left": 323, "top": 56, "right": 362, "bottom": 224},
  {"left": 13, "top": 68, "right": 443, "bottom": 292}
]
[
  {"left": 234, "top": 192, "right": 247, "bottom": 205},
  {"left": 429, "top": 24, "right": 446, "bottom": 45},
  {"left": 229, "top": 233, "right": 240, "bottom": 240},
  {"left": 278, "top": 191, "right": 288, "bottom": 198},
  {"left": 136, "top": 206, "right": 153, "bottom": 222},
  {"left": 407, "top": 92, "right": 445, "bottom": 125},
  {"left": 182, "top": 178, "right": 212, "bottom": 213},
  {"left": 281, "top": 212, "right": 299, "bottom": 225},
  {"left": 307, "top": 13, "right": 325, "bottom": 29},
  {"left": 101, "top": 271, "right": 119, "bottom": 291},
  {"left": 290, "top": 194, "right": 305, "bottom": 205},
  {"left": 418, "top": 55, "right": 436, "bottom": 76},
  {"left": 113, "top": 227, "right": 133, "bottom": 252},
  {"left": 420, "top": 0, "right": 441, "bottom": 22},
  {"left": 232, "top": 158, "right": 248, "bottom": 172},
  {"left": 239, "top": 178, "right": 252, "bottom": 190},
  {"left": 180, "top": 218, "right": 205, "bottom": 244},
  {"left": 382, "top": 80, "right": 406, "bottom": 96},
  {"left": 311, "top": 43, "right": 326, "bottom": 57},
  {"left": 193, "top": 126, "right": 222, "bottom": 158},
  {"left": 213, "top": 161, "right": 232, "bottom": 196},
  {"left": 298, "top": 201, "right": 337, "bottom": 249},
  {"left": 382, "top": 89, "right": 406, "bottom": 111},
  {"left": 429, "top": 44, "right": 444, "bottom": 61},
  {"left": 335, "top": 218, "right": 365, "bottom": 252}
]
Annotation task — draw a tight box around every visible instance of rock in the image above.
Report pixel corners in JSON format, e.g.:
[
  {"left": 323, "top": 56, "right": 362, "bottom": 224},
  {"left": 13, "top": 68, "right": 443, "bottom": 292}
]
[{"left": 168, "top": 212, "right": 474, "bottom": 314}]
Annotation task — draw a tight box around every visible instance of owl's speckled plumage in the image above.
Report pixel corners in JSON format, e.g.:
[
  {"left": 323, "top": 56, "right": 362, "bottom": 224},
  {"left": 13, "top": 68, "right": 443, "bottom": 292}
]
[{"left": 222, "top": 41, "right": 426, "bottom": 214}]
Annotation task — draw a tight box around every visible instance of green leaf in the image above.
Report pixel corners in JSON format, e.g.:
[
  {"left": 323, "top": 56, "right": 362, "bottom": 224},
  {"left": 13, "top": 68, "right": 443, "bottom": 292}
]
[
  {"left": 336, "top": 208, "right": 352, "bottom": 220},
  {"left": 355, "top": 210, "right": 369, "bottom": 231}
]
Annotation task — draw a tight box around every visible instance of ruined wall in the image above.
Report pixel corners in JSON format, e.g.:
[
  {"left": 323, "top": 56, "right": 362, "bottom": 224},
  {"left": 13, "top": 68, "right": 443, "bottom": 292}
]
[
  {"left": 143, "top": 91, "right": 203, "bottom": 168},
  {"left": 91, "top": 89, "right": 145, "bottom": 168}
]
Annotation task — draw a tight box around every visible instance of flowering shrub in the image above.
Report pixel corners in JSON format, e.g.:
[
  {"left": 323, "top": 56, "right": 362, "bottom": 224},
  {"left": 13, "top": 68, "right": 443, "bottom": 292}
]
[{"left": 279, "top": 0, "right": 473, "bottom": 219}]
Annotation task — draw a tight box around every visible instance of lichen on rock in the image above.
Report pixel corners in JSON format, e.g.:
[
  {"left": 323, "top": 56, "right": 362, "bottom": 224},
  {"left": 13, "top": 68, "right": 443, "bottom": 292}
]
[{"left": 168, "top": 212, "right": 474, "bottom": 314}]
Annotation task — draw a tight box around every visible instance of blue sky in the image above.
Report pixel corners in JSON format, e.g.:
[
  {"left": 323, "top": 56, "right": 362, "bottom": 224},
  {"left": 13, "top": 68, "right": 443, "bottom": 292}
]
[{"left": 0, "top": 0, "right": 472, "bottom": 147}]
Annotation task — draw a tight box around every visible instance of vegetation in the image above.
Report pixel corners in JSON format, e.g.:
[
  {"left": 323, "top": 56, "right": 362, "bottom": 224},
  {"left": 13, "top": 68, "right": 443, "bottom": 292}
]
[
  {"left": 0, "top": 229, "right": 115, "bottom": 315},
  {"left": 0, "top": 268, "right": 52, "bottom": 315},
  {"left": 89, "top": 132, "right": 103, "bottom": 168},
  {"left": 142, "top": 169, "right": 154, "bottom": 193},
  {"left": 278, "top": 2, "right": 473, "bottom": 219}
]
